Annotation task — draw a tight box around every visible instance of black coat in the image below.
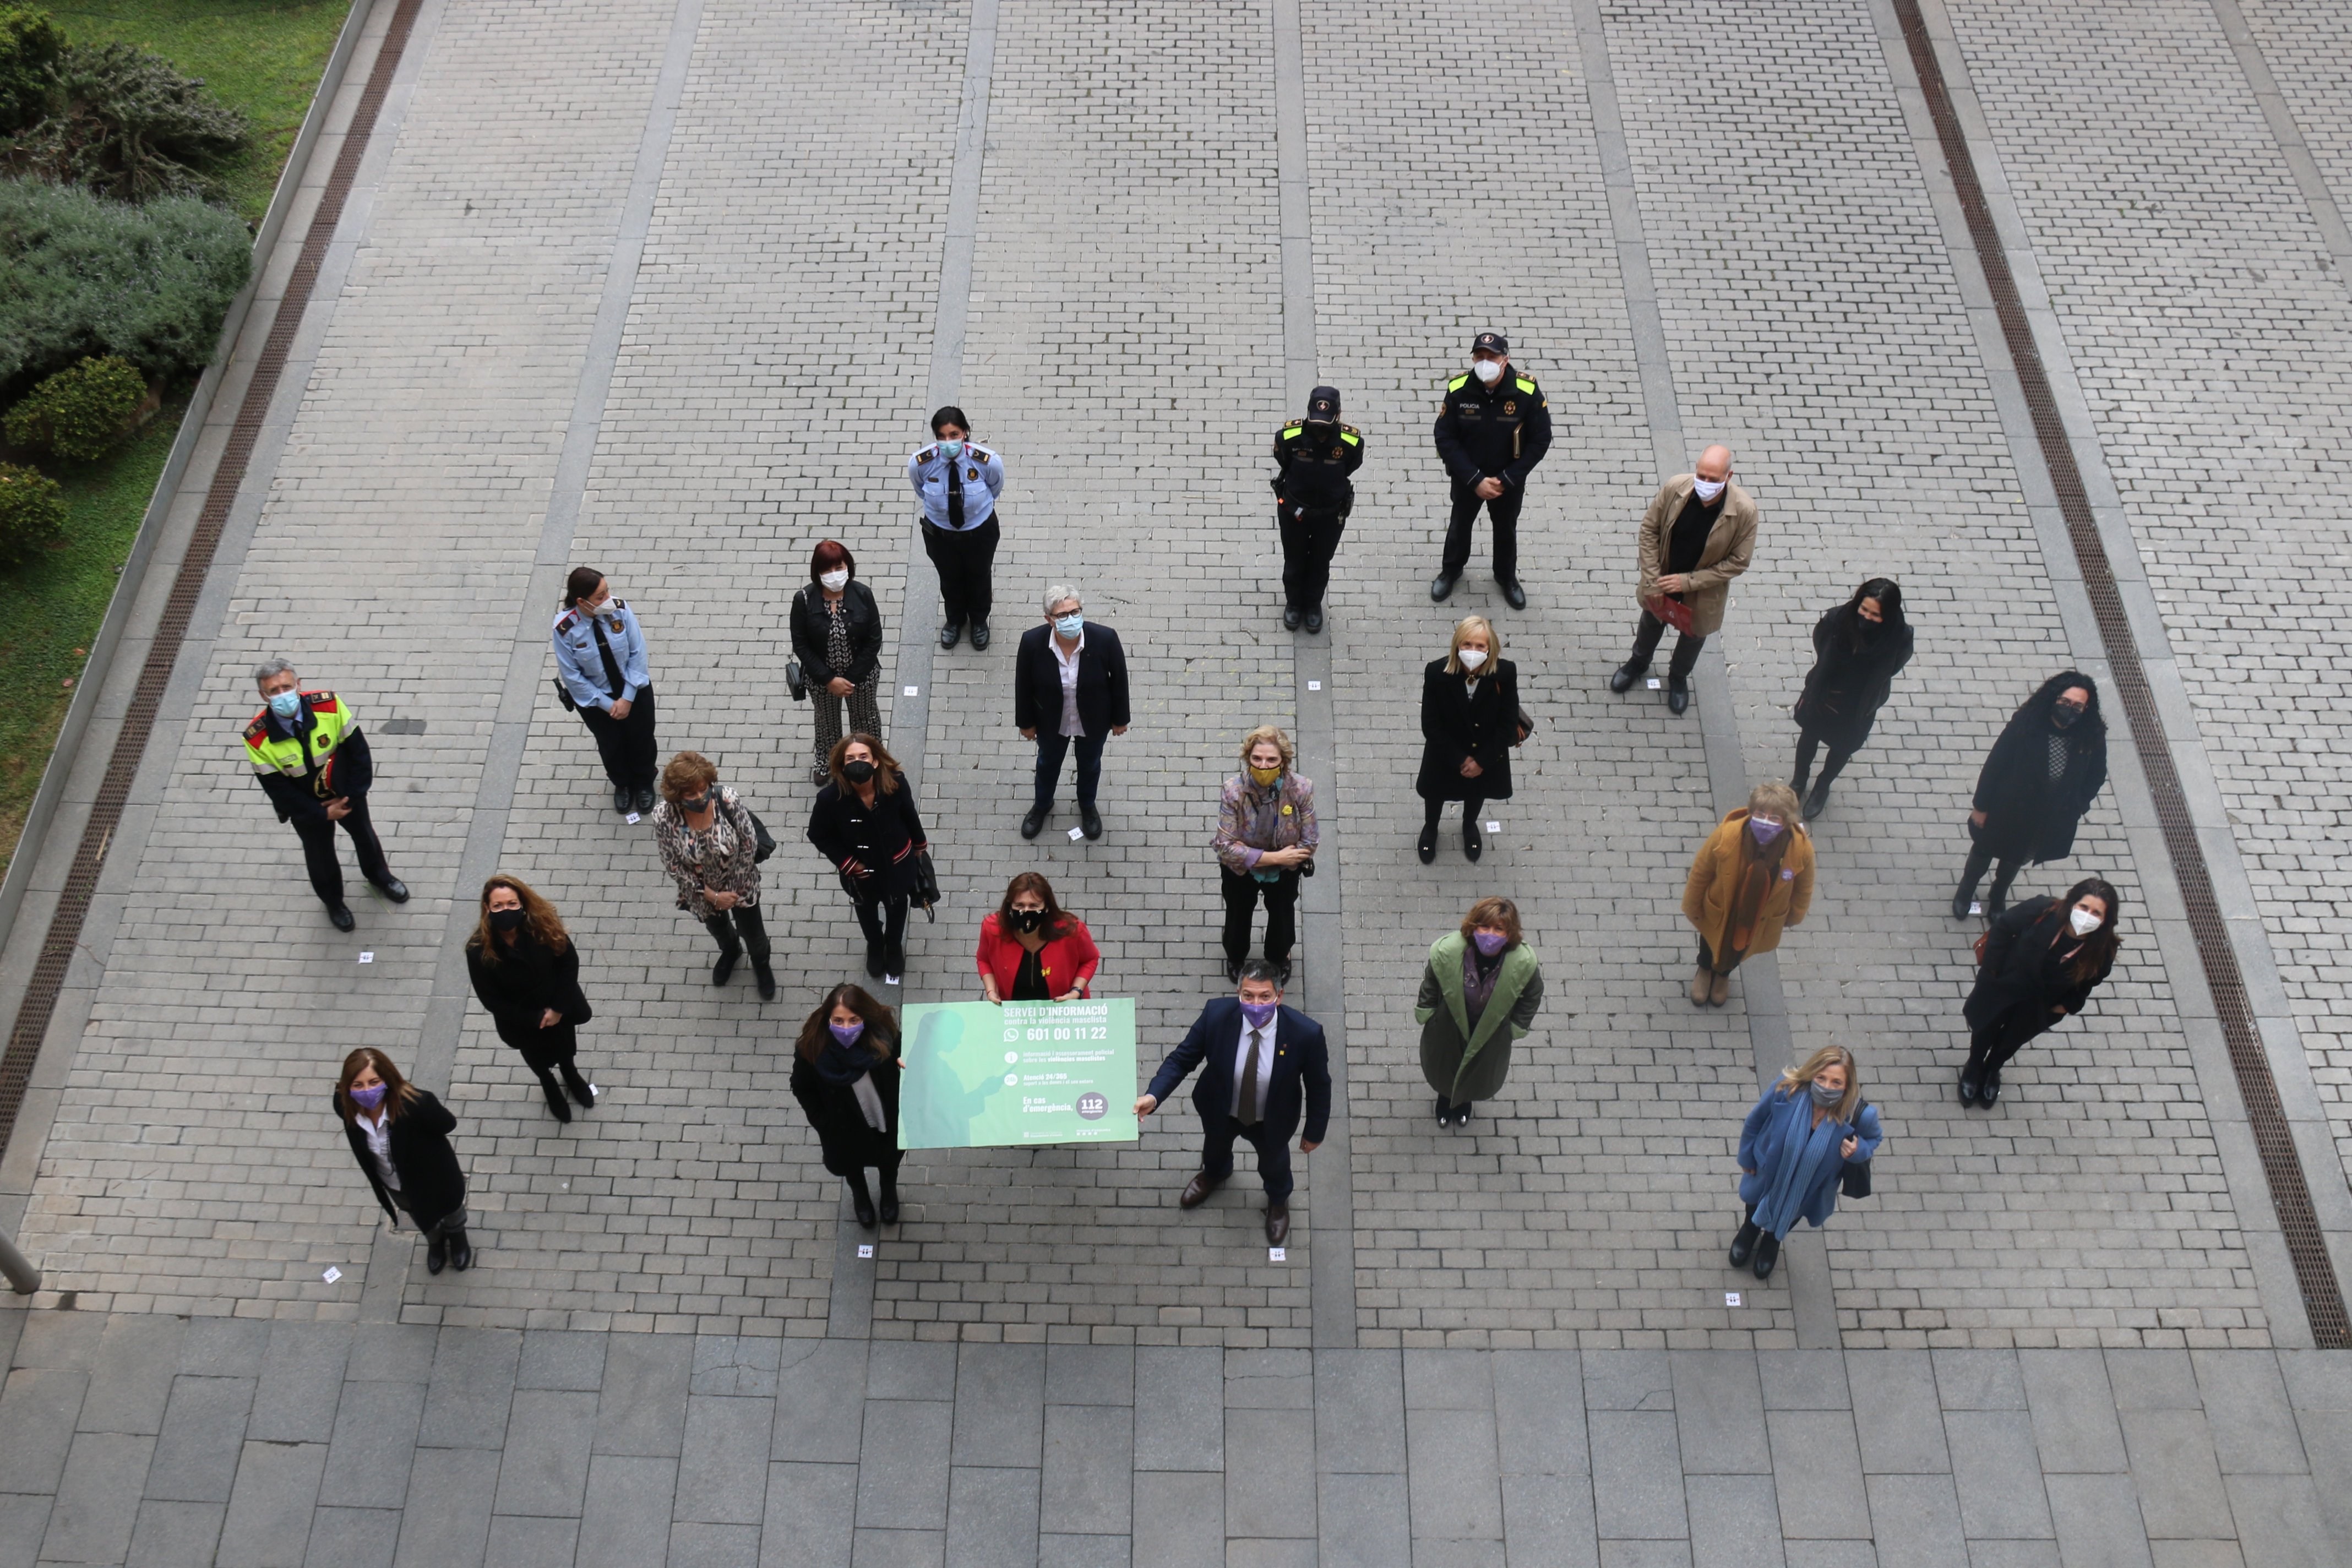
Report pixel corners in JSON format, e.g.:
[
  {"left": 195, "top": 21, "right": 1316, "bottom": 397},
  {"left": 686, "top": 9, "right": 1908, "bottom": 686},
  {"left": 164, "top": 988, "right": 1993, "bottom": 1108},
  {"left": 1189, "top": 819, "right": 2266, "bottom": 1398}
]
[
  {"left": 1013, "top": 624, "right": 1131, "bottom": 739},
  {"left": 1964, "top": 896, "right": 2114, "bottom": 1041},
  {"left": 338, "top": 1088, "right": 466, "bottom": 1231},
  {"left": 1972, "top": 675, "right": 2108, "bottom": 861},
  {"left": 808, "top": 778, "right": 928, "bottom": 900},
  {"left": 465, "top": 929, "right": 591, "bottom": 1050},
  {"left": 255, "top": 723, "right": 374, "bottom": 826},
  {"left": 1793, "top": 606, "right": 1914, "bottom": 752},
  {"left": 790, "top": 1039, "right": 903, "bottom": 1176},
  {"left": 1415, "top": 657, "right": 1519, "bottom": 802},
  {"left": 789, "top": 581, "right": 884, "bottom": 690}
]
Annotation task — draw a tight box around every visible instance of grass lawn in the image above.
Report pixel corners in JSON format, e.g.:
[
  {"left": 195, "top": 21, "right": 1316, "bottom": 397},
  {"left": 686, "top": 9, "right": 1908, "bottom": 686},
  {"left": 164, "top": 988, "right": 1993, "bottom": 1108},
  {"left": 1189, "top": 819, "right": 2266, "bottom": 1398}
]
[
  {"left": 0, "top": 1, "right": 355, "bottom": 880},
  {"left": 52, "top": 1, "right": 357, "bottom": 222},
  {"left": 0, "top": 401, "right": 182, "bottom": 881}
]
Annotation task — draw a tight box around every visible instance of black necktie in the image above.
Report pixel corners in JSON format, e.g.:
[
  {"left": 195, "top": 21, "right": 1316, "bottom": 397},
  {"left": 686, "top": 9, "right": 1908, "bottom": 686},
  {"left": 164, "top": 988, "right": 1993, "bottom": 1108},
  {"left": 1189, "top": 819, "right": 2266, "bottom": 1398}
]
[
  {"left": 591, "top": 614, "right": 624, "bottom": 698},
  {"left": 1238, "top": 1027, "right": 1264, "bottom": 1125},
  {"left": 946, "top": 453, "right": 965, "bottom": 529}
]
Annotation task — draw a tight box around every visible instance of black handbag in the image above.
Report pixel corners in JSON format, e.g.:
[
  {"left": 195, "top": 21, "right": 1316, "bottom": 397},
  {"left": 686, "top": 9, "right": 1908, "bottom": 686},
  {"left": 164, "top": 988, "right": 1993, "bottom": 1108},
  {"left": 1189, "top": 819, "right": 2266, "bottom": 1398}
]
[
  {"left": 1839, "top": 1099, "right": 1873, "bottom": 1199},
  {"left": 912, "top": 850, "right": 941, "bottom": 921},
  {"left": 786, "top": 660, "right": 807, "bottom": 703},
  {"left": 748, "top": 810, "right": 776, "bottom": 864}
]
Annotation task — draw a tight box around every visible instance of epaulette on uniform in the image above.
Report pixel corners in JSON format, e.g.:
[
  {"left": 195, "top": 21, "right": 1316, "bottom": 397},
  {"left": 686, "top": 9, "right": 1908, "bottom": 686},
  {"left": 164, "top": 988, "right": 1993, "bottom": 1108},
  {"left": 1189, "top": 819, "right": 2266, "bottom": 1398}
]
[
  {"left": 306, "top": 691, "right": 339, "bottom": 714},
  {"left": 1447, "top": 373, "right": 1471, "bottom": 391},
  {"left": 243, "top": 714, "right": 271, "bottom": 745},
  {"left": 1338, "top": 423, "right": 1362, "bottom": 446},
  {"left": 1513, "top": 376, "right": 1537, "bottom": 394}
]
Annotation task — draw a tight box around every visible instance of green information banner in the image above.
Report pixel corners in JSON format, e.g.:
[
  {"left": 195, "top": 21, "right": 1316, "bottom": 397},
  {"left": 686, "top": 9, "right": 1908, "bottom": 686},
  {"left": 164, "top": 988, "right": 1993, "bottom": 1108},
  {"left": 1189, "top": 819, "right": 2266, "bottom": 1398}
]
[{"left": 899, "top": 998, "right": 1140, "bottom": 1150}]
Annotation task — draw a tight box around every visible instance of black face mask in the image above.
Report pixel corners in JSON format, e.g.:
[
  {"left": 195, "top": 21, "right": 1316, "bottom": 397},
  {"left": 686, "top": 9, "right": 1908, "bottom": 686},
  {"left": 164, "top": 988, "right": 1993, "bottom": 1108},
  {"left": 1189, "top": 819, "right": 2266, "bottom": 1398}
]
[
  {"left": 683, "top": 792, "right": 715, "bottom": 813},
  {"left": 2051, "top": 704, "right": 2085, "bottom": 729},
  {"left": 842, "top": 759, "right": 876, "bottom": 784},
  {"left": 489, "top": 907, "right": 526, "bottom": 932},
  {"left": 1010, "top": 907, "right": 1046, "bottom": 933}
]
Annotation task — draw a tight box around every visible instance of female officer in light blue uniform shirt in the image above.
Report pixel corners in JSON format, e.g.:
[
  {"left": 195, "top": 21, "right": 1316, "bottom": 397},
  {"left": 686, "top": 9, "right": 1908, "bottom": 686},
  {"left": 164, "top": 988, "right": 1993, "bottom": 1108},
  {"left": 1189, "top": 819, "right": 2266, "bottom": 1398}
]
[
  {"left": 552, "top": 564, "right": 657, "bottom": 814},
  {"left": 907, "top": 405, "right": 1005, "bottom": 650}
]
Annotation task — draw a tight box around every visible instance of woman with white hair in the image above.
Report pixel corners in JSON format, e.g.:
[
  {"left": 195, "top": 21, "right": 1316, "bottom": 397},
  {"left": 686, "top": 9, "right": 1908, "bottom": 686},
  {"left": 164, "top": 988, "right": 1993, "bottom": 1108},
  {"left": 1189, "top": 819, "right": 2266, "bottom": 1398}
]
[{"left": 1012, "top": 583, "right": 1130, "bottom": 842}]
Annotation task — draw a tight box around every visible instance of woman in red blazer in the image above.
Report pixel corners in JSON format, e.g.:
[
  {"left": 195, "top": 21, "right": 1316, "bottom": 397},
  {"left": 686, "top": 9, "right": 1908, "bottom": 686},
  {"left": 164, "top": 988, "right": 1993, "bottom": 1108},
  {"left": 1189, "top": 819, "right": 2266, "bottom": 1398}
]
[{"left": 976, "top": 872, "right": 1101, "bottom": 1003}]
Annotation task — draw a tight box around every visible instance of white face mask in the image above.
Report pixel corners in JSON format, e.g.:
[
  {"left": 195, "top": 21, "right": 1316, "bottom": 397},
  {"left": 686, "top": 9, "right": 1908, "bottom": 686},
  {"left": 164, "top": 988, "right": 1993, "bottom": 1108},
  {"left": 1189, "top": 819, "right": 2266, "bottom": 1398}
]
[
  {"left": 1692, "top": 476, "right": 1727, "bottom": 503},
  {"left": 1472, "top": 359, "right": 1504, "bottom": 384},
  {"left": 2069, "top": 906, "right": 2102, "bottom": 937},
  {"left": 819, "top": 568, "right": 850, "bottom": 592},
  {"left": 1457, "top": 646, "right": 1487, "bottom": 671}
]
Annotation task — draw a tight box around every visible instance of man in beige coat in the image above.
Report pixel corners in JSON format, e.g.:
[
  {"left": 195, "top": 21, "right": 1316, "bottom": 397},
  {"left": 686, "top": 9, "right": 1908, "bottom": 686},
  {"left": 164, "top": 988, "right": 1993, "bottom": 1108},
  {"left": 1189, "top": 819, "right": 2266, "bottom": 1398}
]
[{"left": 1608, "top": 444, "right": 1758, "bottom": 715}]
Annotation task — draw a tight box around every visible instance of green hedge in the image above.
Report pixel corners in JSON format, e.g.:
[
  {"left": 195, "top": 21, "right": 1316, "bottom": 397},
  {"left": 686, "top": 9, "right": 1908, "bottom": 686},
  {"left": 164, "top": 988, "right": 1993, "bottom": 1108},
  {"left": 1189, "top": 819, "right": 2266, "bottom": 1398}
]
[
  {"left": 0, "top": 175, "right": 249, "bottom": 398},
  {"left": 6, "top": 353, "right": 144, "bottom": 461},
  {"left": 0, "top": 6, "right": 63, "bottom": 136},
  {"left": 0, "top": 458, "right": 62, "bottom": 567}
]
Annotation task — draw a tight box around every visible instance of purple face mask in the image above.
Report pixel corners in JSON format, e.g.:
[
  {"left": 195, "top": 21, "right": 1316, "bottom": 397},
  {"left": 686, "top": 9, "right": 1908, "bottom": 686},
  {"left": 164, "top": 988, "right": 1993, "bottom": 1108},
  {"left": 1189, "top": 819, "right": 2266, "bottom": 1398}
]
[
  {"left": 1472, "top": 930, "right": 1507, "bottom": 956},
  {"left": 829, "top": 1021, "right": 864, "bottom": 1047},
  {"left": 350, "top": 1082, "right": 386, "bottom": 1111},
  {"left": 1240, "top": 1000, "right": 1278, "bottom": 1029},
  {"left": 1749, "top": 816, "right": 1785, "bottom": 846}
]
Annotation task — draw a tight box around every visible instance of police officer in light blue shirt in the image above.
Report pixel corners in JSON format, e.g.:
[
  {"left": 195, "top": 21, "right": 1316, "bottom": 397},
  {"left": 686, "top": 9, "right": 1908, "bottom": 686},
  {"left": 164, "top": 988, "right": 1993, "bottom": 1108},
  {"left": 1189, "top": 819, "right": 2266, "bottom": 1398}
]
[
  {"left": 906, "top": 405, "right": 1006, "bottom": 650},
  {"left": 552, "top": 564, "right": 658, "bottom": 814}
]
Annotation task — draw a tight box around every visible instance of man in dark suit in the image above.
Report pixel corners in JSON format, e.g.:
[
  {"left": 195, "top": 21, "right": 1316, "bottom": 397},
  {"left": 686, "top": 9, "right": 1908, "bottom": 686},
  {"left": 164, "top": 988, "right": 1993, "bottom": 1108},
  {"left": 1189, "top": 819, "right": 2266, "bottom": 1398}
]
[
  {"left": 1135, "top": 959, "right": 1331, "bottom": 1245},
  {"left": 1014, "top": 583, "right": 1131, "bottom": 842}
]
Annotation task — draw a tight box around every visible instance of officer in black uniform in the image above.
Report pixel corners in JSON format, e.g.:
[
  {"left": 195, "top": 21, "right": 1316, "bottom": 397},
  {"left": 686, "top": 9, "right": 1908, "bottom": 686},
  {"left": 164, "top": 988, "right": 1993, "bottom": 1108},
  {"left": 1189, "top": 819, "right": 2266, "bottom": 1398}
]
[
  {"left": 1271, "top": 385, "right": 1364, "bottom": 633},
  {"left": 1431, "top": 331, "right": 1551, "bottom": 610}
]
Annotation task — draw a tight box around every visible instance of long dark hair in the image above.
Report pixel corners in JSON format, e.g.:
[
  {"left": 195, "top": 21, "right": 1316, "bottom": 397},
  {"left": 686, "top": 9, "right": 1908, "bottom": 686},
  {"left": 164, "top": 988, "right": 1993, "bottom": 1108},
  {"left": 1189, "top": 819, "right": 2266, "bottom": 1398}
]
[
  {"left": 1841, "top": 578, "right": 1904, "bottom": 652},
  {"left": 335, "top": 1048, "right": 421, "bottom": 1124},
  {"left": 794, "top": 984, "right": 900, "bottom": 1065},
  {"left": 2013, "top": 669, "right": 2105, "bottom": 737},
  {"left": 996, "top": 871, "right": 1076, "bottom": 941},
  {"left": 827, "top": 732, "right": 905, "bottom": 794},
  {"left": 465, "top": 873, "right": 570, "bottom": 962},
  {"left": 2055, "top": 875, "right": 2122, "bottom": 983}
]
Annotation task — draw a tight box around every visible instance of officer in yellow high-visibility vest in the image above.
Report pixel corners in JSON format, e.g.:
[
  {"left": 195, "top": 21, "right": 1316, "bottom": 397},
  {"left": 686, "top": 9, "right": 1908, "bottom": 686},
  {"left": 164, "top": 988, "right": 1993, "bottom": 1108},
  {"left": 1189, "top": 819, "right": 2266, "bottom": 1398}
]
[{"left": 243, "top": 657, "right": 407, "bottom": 932}]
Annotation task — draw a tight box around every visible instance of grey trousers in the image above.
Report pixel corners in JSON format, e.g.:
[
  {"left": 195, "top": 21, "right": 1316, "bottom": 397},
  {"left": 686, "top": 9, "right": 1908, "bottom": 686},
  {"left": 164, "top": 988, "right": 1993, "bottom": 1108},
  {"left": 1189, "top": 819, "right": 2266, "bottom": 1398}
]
[{"left": 394, "top": 1190, "right": 467, "bottom": 1241}]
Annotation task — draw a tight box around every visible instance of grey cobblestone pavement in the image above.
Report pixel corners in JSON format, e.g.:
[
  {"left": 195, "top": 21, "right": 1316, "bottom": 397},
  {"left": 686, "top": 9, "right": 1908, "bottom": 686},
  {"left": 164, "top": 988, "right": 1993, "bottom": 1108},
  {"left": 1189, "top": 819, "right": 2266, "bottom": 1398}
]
[{"left": 0, "top": 0, "right": 2349, "bottom": 1559}]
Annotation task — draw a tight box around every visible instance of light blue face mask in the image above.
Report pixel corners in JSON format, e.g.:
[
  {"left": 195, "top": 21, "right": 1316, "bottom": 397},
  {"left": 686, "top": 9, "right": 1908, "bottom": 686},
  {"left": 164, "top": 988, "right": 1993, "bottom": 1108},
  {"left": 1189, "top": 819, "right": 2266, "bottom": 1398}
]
[
  {"left": 938, "top": 439, "right": 965, "bottom": 461},
  {"left": 267, "top": 690, "right": 302, "bottom": 720},
  {"left": 1054, "top": 612, "right": 1084, "bottom": 639}
]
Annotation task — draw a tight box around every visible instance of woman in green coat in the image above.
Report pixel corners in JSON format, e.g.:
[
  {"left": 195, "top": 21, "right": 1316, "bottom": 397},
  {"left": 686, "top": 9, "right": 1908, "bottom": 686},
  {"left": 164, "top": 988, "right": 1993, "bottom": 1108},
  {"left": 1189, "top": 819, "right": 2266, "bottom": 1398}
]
[{"left": 1416, "top": 896, "right": 1545, "bottom": 1128}]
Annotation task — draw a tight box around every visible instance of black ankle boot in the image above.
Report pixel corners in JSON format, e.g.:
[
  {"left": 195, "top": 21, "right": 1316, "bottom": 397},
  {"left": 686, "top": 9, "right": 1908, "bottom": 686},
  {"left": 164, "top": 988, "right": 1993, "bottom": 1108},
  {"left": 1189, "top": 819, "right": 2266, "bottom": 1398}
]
[
  {"left": 879, "top": 1177, "right": 900, "bottom": 1226},
  {"left": 848, "top": 1177, "right": 877, "bottom": 1229},
  {"left": 713, "top": 949, "right": 740, "bottom": 986},
  {"left": 542, "top": 1082, "right": 573, "bottom": 1123},
  {"left": 752, "top": 955, "right": 776, "bottom": 1000},
  {"left": 1752, "top": 1233, "right": 1781, "bottom": 1280},
  {"left": 448, "top": 1230, "right": 473, "bottom": 1271},
  {"left": 426, "top": 1234, "right": 448, "bottom": 1275},
  {"left": 1728, "top": 1219, "right": 1760, "bottom": 1267},
  {"left": 566, "top": 1072, "right": 597, "bottom": 1109}
]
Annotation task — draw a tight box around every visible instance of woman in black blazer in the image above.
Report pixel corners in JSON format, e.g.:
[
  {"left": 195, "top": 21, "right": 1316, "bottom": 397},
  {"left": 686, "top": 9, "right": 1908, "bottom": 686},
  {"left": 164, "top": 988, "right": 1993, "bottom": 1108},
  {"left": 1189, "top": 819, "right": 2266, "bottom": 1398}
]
[
  {"left": 335, "top": 1048, "right": 473, "bottom": 1273},
  {"left": 788, "top": 983, "right": 905, "bottom": 1228},
  {"left": 789, "top": 538, "right": 886, "bottom": 786},
  {"left": 1012, "top": 586, "right": 1130, "bottom": 841},
  {"left": 1959, "top": 876, "right": 2120, "bottom": 1107},
  {"left": 807, "top": 732, "right": 930, "bottom": 979},
  {"left": 1416, "top": 615, "right": 1526, "bottom": 864},
  {"left": 464, "top": 874, "right": 597, "bottom": 1124}
]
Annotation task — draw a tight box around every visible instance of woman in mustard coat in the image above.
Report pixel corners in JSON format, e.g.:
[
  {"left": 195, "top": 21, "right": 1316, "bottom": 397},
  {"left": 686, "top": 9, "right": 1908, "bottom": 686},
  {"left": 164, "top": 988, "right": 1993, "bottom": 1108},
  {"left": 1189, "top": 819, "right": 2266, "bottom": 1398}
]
[{"left": 1683, "top": 781, "right": 1814, "bottom": 1008}]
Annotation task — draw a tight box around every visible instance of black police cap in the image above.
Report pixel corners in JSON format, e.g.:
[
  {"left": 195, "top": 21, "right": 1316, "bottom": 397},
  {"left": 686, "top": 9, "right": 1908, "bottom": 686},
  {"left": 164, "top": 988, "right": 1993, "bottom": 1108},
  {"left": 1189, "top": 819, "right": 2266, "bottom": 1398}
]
[
  {"left": 1305, "top": 385, "right": 1341, "bottom": 422},
  {"left": 1472, "top": 331, "right": 1509, "bottom": 356}
]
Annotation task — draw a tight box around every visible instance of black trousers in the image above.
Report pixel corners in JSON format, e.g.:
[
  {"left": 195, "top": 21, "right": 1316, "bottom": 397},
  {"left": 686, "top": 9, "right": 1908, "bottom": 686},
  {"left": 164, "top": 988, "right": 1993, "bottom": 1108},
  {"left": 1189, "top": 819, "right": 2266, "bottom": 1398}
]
[
  {"left": 1627, "top": 610, "right": 1705, "bottom": 680},
  {"left": 1963, "top": 1013, "right": 2045, "bottom": 1081},
  {"left": 1441, "top": 481, "right": 1523, "bottom": 581},
  {"left": 514, "top": 1028, "right": 589, "bottom": 1116},
  {"left": 1033, "top": 731, "right": 1106, "bottom": 812},
  {"left": 290, "top": 794, "right": 393, "bottom": 906},
  {"left": 1956, "top": 841, "right": 2022, "bottom": 911},
  {"left": 1424, "top": 794, "right": 1485, "bottom": 829},
  {"left": 576, "top": 683, "right": 659, "bottom": 790},
  {"left": 923, "top": 515, "right": 1000, "bottom": 628},
  {"left": 1697, "top": 936, "right": 1746, "bottom": 978},
  {"left": 1791, "top": 729, "right": 1855, "bottom": 795},
  {"left": 1278, "top": 504, "right": 1346, "bottom": 611},
  {"left": 704, "top": 902, "right": 771, "bottom": 961},
  {"left": 1200, "top": 1112, "right": 1293, "bottom": 1202},
  {"left": 854, "top": 893, "right": 909, "bottom": 960},
  {"left": 1220, "top": 864, "right": 1300, "bottom": 964}
]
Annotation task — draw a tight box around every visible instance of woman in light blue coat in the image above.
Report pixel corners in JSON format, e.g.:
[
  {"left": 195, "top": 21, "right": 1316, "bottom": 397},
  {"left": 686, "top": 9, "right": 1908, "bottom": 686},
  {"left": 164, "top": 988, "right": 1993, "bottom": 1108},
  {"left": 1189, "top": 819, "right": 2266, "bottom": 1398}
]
[{"left": 1730, "top": 1044, "right": 1882, "bottom": 1282}]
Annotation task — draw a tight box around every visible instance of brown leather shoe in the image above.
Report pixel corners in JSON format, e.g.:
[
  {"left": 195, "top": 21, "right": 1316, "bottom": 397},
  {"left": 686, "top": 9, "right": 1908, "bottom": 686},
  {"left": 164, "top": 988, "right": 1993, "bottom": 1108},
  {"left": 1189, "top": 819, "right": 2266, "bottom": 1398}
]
[
  {"left": 1265, "top": 1204, "right": 1290, "bottom": 1246},
  {"left": 1179, "top": 1171, "right": 1223, "bottom": 1209},
  {"left": 1689, "top": 966, "right": 1711, "bottom": 1007},
  {"left": 1708, "top": 971, "right": 1731, "bottom": 1008}
]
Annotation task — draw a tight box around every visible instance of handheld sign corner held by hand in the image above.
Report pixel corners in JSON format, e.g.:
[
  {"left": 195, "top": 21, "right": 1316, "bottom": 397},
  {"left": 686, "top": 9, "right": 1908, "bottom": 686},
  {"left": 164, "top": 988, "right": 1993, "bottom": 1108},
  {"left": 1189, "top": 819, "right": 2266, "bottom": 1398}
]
[{"left": 899, "top": 998, "right": 1140, "bottom": 1150}]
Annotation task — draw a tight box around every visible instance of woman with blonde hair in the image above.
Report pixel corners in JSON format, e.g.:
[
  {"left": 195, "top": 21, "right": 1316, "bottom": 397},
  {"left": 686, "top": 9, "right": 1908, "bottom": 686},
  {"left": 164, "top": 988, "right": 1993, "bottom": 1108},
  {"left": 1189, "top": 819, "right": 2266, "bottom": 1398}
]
[
  {"left": 1414, "top": 615, "right": 1528, "bottom": 864},
  {"left": 1414, "top": 896, "right": 1545, "bottom": 1128},
  {"left": 1731, "top": 1044, "right": 1882, "bottom": 1281},
  {"left": 333, "top": 1048, "right": 473, "bottom": 1273},
  {"left": 1213, "top": 724, "right": 1318, "bottom": 982},
  {"left": 1681, "top": 779, "right": 1814, "bottom": 1008},
  {"left": 465, "top": 874, "right": 597, "bottom": 1123}
]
